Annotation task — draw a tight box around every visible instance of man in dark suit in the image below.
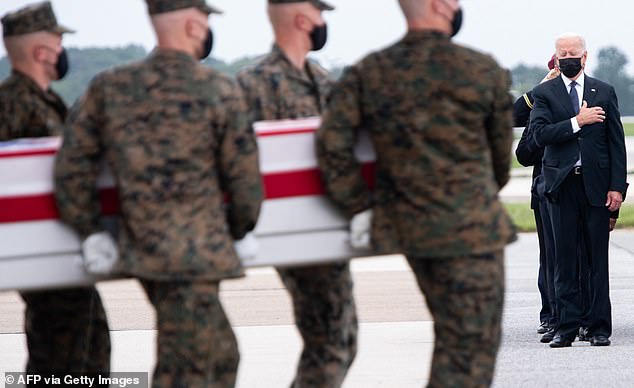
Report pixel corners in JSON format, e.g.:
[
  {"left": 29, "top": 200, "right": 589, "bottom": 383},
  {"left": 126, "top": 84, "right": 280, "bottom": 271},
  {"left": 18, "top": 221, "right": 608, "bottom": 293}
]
[{"left": 530, "top": 32, "right": 627, "bottom": 348}]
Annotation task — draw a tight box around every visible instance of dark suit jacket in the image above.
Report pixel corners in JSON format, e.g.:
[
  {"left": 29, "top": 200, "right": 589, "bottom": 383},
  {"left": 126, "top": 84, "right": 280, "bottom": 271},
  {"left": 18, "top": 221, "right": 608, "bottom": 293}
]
[{"left": 530, "top": 75, "right": 627, "bottom": 206}]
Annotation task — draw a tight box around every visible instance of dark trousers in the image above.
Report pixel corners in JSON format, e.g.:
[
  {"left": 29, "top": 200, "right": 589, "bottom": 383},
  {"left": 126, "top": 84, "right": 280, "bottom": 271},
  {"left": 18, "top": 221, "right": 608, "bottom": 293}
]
[
  {"left": 19, "top": 287, "right": 110, "bottom": 376},
  {"left": 535, "top": 200, "right": 557, "bottom": 326},
  {"left": 548, "top": 172, "right": 612, "bottom": 340}
]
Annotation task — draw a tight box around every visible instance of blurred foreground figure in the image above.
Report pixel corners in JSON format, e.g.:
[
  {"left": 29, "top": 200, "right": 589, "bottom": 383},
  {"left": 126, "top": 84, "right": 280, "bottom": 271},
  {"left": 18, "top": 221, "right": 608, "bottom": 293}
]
[
  {"left": 53, "top": 0, "right": 263, "bottom": 386},
  {"left": 316, "top": 0, "right": 516, "bottom": 386}
]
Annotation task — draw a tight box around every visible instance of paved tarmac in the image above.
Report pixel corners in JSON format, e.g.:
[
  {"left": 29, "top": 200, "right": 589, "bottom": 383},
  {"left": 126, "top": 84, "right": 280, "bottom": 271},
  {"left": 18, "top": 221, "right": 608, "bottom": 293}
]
[{"left": 1, "top": 231, "right": 634, "bottom": 387}]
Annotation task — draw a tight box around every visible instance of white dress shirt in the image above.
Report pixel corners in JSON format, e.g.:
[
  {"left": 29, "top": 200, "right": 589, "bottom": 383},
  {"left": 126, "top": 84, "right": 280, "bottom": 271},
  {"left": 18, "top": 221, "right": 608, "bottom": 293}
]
[{"left": 562, "top": 72, "right": 584, "bottom": 166}]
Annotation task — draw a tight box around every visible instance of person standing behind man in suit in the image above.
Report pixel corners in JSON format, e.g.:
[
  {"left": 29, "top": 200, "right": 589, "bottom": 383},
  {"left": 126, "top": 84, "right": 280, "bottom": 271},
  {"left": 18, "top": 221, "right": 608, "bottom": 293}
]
[
  {"left": 514, "top": 56, "right": 560, "bottom": 341},
  {"left": 530, "top": 32, "right": 627, "bottom": 348}
]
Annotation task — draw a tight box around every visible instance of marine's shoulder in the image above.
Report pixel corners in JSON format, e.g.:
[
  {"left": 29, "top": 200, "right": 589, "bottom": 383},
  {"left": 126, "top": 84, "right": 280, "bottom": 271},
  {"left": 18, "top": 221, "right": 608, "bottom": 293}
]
[
  {"left": 237, "top": 52, "right": 282, "bottom": 81},
  {"left": 0, "top": 73, "right": 31, "bottom": 93}
]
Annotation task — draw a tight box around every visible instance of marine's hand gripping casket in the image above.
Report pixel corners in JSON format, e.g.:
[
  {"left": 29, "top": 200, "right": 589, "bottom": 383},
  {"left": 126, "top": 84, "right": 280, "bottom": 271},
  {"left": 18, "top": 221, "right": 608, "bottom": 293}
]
[{"left": 0, "top": 117, "right": 375, "bottom": 291}]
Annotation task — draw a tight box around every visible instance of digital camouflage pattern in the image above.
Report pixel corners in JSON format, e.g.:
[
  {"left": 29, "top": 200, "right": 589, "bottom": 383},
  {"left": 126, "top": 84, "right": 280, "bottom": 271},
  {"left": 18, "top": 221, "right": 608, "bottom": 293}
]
[
  {"left": 0, "top": 69, "right": 110, "bottom": 376},
  {"left": 0, "top": 71, "right": 67, "bottom": 140},
  {"left": 279, "top": 264, "right": 357, "bottom": 388},
  {"left": 407, "top": 251, "right": 504, "bottom": 388},
  {"left": 54, "top": 48, "right": 263, "bottom": 282},
  {"left": 316, "top": 29, "right": 514, "bottom": 387},
  {"left": 141, "top": 279, "right": 238, "bottom": 387},
  {"left": 268, "top": 0, "right": 335, "bottom": 11},
  {"left": 1, "top": 1, "right": 73, "bottom": 37},
  {"left": 145, "top": 0, "right": 222, "bottom": 15},
  {"left": 54, "top": 47, "right": 262, "bottom": 388},
  {"left": 237, "top": 45, "right": 357, "bottom": 387},
  {"left": 316, "top": 30, "right": 517, "bottom": 258},
  {"left": 237, "top": 45, "right": 332, "bottom": 122}
]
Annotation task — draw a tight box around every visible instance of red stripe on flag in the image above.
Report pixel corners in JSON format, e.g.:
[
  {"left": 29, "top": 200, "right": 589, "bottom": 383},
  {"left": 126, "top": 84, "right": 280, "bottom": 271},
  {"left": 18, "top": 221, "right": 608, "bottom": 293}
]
[
  {"left": 0, "top": 189, "right": 120, "bottom": 223},
  {"left": 256, "top": 127, "right": 317, "bottom": 137},
  {"left": 0, "top": 164, "right": 375, "bottom": 223},
  {"left": 0, "top": 149, "right": 57, "bottom": 158}
]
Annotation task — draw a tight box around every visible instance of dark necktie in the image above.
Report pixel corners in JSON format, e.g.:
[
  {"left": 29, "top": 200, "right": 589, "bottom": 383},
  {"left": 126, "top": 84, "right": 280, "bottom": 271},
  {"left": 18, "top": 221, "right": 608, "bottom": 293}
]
[{"left": 570, "top": 81, "right": 580, "bottom": 114}]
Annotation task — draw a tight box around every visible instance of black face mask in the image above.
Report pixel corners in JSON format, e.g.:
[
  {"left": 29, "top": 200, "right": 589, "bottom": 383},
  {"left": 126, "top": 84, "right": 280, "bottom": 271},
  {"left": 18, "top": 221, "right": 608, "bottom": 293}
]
[
  {"left": 451, "top": 8, "right": 463, "bottom": 37},
  {"left": 310, "top": 23, "right": 328, "bottom": 51},
  {"left": 55, "top": 48, "right": 69, "bottom": 80},
  {"left": 200, "top": 28, "right": 213, "bottom": 60},
  {"left": 558, "top": 57, "right": 583, "bottom": 78}
]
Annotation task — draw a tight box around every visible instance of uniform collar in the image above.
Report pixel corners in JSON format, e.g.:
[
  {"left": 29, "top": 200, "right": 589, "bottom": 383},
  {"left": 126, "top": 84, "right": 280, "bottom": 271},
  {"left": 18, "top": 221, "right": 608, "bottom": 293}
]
[
  {"left": 270, "top": 44, "right": 316, "bottom": 85},
  {"left": 9, "top": 69, "right": 67, "bottom": 116},
  {"left": 148, "top": 47, "right": 198, "bottom": 65},
  {"left": 402, "top": 29, "right": 450, "bottom": 44}
]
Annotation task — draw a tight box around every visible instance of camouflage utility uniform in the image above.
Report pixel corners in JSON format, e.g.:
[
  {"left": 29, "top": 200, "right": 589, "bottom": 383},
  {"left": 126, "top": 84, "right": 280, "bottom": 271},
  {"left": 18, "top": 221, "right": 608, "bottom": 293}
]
[
  {"left": 237, "top": 45, "right": 358, "bottom": 388},
  {"left": 0, "top": 2, "right": 110, "bottom": 378},
  {"left": 316, "top": 30, "right": 517, "bottom": 388},
  {"left": 54, "top": 47, "right": 263, "bottom": 387}
]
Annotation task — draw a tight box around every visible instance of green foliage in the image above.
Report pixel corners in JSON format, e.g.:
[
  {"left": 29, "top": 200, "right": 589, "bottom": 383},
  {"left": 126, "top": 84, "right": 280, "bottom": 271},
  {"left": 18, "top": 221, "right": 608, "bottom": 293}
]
[{"left": 510, "top": 63, "right": 547, "bottom": 97}]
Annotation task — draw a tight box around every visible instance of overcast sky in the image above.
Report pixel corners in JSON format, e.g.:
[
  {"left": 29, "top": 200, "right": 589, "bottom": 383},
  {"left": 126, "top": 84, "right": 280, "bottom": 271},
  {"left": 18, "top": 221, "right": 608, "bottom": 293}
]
[{"left": 1, "top": 0, "right": 633, "bottom": 74}]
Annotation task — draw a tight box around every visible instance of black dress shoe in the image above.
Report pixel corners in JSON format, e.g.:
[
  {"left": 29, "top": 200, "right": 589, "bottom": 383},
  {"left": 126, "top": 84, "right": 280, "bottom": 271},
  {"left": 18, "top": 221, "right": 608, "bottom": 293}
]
[
  {"left": 537, "top": 322, "right": 550, "bottom": 334},
  {"left": 549, "top": 334, "right": 573, "bottom": 348},
  {"left": 578, "top": 327, "right": 589, "bottom": 342},
  {"left": 540, "top": 329, "right": 555, "bottom": 343},
  {"left": 590, "top": 336, "right": 611, "bottom": 346}
]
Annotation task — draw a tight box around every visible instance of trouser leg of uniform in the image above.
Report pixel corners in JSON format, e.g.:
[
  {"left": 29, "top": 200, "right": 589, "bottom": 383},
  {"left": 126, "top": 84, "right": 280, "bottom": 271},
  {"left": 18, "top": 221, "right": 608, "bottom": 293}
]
[
  {"left": 533, "top": 205, "right": 553, "bottom": 325},
  {"left": 141, "top": 279, "right": 239, "bottom": 388},
  {"left": 277, "top": 262, "right": 358, "bottom": 388},
  {"left": 407, "top": 251, "right": 505, "bottom": 388},
  {"left": 20, "top": 286, "right": 111, "bottom": 376},
  {"left": 537, "top": 197, "right": 558, "bottom": 326}
]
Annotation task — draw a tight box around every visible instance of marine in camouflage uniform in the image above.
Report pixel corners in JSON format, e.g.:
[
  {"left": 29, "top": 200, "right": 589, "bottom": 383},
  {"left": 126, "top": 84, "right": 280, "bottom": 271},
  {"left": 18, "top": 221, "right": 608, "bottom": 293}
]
[
  {"left": 237, "top": 1, "right": 357, "bottom": 387},
  {"left": 316, "top": 1, "right": 516, "bottom": 387},
  {"left": 53, "top": 1, "right": 263, "bottom": 387},
  {"left": 0, "top": 2, "right": 111, "bottom": 378}
]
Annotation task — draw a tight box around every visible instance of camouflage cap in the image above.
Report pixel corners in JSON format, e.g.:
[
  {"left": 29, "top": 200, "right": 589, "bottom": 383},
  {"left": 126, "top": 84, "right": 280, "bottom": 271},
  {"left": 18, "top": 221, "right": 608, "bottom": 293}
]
[
  {"left": 269, "top": 0, "right": 335, "bottom": 11},
  {"left": 146, "top": 0, "right": 223, "bottom": 15},
  {"left": 1, "top": 1, "right": 74, "bottom": 38}
]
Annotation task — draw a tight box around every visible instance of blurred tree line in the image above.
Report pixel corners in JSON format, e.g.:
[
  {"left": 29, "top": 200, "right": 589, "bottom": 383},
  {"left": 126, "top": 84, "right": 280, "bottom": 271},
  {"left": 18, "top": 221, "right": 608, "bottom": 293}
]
[
  {"left": 510, "top": 46, "right": 634, "bottom": 115},
  {"left": 1, "top": 44, "right": 633, "bottom": 114}
]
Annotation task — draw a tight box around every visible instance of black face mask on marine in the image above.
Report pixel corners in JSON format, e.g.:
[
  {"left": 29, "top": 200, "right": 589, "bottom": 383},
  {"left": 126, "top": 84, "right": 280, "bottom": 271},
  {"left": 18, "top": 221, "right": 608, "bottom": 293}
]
[
  {"left": 199, "top": 28, "right": 214, "bottom": 60},
  {"left": 310, "top": 23, "right": 328, "bottom": 51},
  {"left": 451, "top": 8, "right": 463, "bottom": 37},
  {"left": 55, "top": 48, "right": 69, "bottom": 80},
  {"left": 558, "top": 57, "right": 583, "bottom": 78}
]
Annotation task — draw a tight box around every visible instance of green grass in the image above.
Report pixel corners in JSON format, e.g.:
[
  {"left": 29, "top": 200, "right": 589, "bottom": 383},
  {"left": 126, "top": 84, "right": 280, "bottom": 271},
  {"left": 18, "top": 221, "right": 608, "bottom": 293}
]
[{"left": 504, "top": 202, "right": 634, "bottom": 232}]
